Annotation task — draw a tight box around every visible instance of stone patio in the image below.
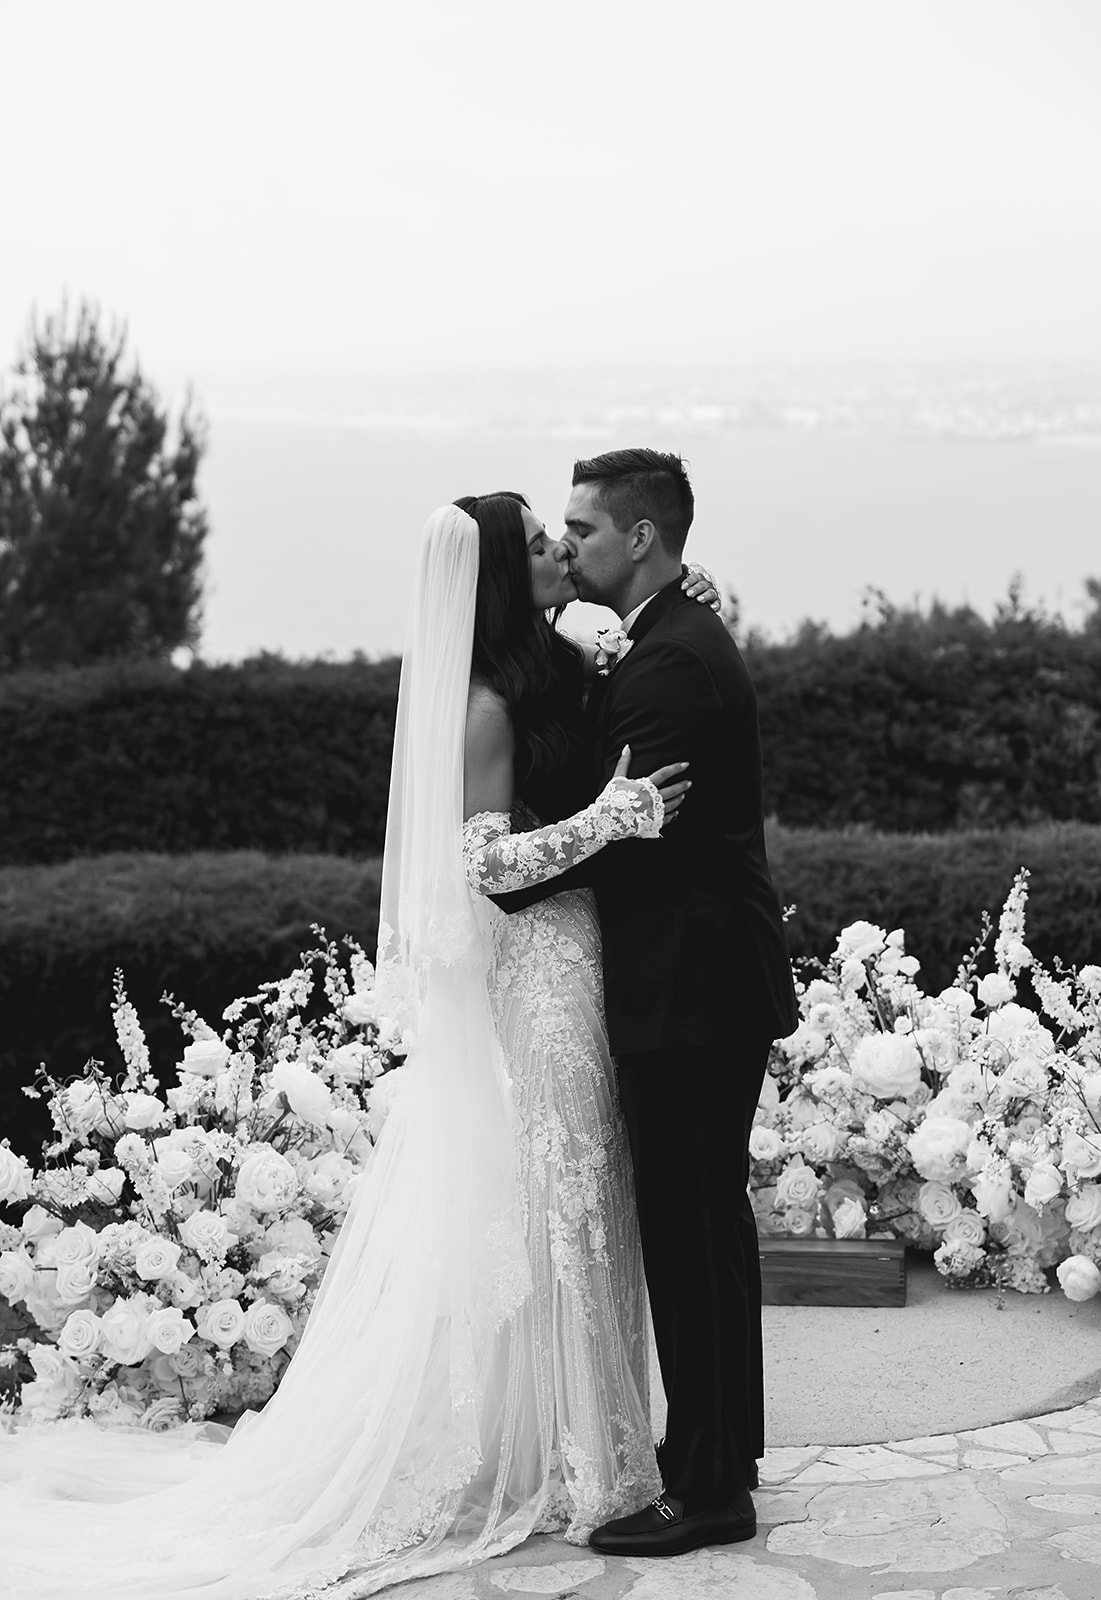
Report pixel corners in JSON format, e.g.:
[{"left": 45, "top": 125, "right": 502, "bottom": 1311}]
[{"left": 388, "top": 1398, "right": 1101, "bottom": 1600}]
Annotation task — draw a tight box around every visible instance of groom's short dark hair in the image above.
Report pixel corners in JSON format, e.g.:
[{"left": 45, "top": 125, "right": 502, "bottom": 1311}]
[{"left": 572, "top": 448, "right": 694, "bottom": 555}]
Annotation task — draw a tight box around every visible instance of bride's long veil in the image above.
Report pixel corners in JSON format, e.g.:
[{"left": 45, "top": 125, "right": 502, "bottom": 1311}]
[{"left": 0, "top": 507, "right": 537, "bottom": 1599}]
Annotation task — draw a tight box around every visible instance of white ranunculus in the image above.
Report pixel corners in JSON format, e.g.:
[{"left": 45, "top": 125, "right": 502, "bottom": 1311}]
[
  {"left": 84, "top": 1167, "right": 126, "bottom": 1205},
  {"left": 943, "top": 1211, "right": 986, "bottom": 1249},
  {"left": 54, "top": 1259, "right": 100, "bottom": 1304},
  {"left": 122, "top": 1092, "right": 169, "bottom": 1131},
  {"left": 326, "top": 1043, "right": 371, "bottom": 1084},
  {"left": 271, "top": 1059, "right": 335, "bottom": 1128},
  {"left": 971, "top": 1168, "right": 1016, "bottom": 1222},
  {"left": 304, "top": 1152, "right": 357, "bottom": 1206},
  {"left": 775, "top": 1161, "right": 821, "bottom": 1212},
  {"left": 243, "top": 1299, "right": 294, "bottom": 1357},
  {"left": 832, "top": 1197, "right": 867, "bottom": 1239},
  {"left": 977, "top": 972, "right": 1016, "bottom": 1008},
  {"left": 908, "top": 1115, "right": 972, "bottom": 1182},
  {"left": 58, "top": 1309, "right": 103, "bottom": 1361},
  {"left": 100, "top": 1298, "right": 156, "bottom": 1366},
  {"left": 835, "top": 920, "right": 887, "bottom": 962},
  {"left": 0, "top": 1145, "right": 33, "bottom": 1204},
  {"left": 1023, "top": 1162, "right": 1063, "bottom": 1210},
  {"left": 178, "top": 1209, "right": 234, "bottom": 1260},
  {"left": 1066, "top": 1184, "right": 1101, "bottom": 1232},
  {"left": 850, "top": 1033, "right": 923, "bottom": 1102},
  {"left": 0, "top": 1249, "right": 35, "bottom": 1303},
  {"left": 52, "top": 1221, "right": 101, "bottom": 1267},
  {"left": 134, "top": 1237, "right": 182, "bottom": 1281},
  {"left": 748, "top": 1126, "right": 785, "bottom": 1163},
  {"left": 179, "top": 1038, "right": 232, "bottom": 1078},
  {"left": 145, "top": 1305, "right": 196, "bottom": 1355},
  {"left": 197, "top": 1298, "right": 246, "bottom": 1349},
  {"left": 1057, "top": 1255, "right": 1101, "bottom": 1302},
  {"left": 235, "top": 1149, "right": 299, "bottom": 1213},
  {"left": 1061, "top": 1130, "right": 1101, "bottom": 1182},
  {"left": 917, "top": 1181, "right": 963, "bottom": 1230}
]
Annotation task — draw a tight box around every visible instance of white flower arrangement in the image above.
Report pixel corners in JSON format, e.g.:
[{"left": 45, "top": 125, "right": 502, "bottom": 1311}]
[
  {"left": 751, "top": 872, "right": 1101, "bottom": 1299},
  {"left": 0, "top": 930, "right": 407, "bottom": 1426}
]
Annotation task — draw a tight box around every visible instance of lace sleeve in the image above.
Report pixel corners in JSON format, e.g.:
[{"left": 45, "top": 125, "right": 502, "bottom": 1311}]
[{"left": 461, "top": 777, "right": 664, "bottom": 896}]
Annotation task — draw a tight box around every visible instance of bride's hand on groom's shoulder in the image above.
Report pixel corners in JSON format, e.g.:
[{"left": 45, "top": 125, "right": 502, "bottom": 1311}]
[{"left": 682, "top": 564, "right": 722, "bottom": 611}]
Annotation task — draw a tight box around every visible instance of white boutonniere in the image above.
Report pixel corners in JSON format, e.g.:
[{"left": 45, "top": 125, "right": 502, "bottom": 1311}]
[{"left": 594, "top": 626, "right": 634, "bottom": 676}]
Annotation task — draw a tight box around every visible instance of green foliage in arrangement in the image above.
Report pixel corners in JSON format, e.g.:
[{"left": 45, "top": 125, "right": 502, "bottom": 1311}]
[
  {"left": 0, "top": 851, "right": 382, "bottom": 1160},
  {"left": 768, "top": 820, "right": 1101, "bottom": 988},
  {"left": 0, "top": 302, "right": 207, "bottom": 672},
  {"left": 0, "top": 654, "right": 401, "bottom": 866},
  {"left": 3, "top": 826, "right": 1098, "bottom": 1160},
  {"left": 744, "top": 585, "right": 1101, "bottom": 831}
]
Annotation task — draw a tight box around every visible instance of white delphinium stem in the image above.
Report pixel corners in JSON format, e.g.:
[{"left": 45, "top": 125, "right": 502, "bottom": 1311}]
[{"left": 112, "top": 973, "right": 152, "bottom": 1091}]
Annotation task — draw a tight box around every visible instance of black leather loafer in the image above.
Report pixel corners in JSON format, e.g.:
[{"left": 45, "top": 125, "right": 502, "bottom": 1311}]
[{"left": 589, "top": 1491, "right": 756, "bottom": 1557}]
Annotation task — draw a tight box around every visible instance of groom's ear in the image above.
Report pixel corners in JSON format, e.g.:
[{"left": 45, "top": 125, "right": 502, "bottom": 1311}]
[{"left": 629, "top": 519, "right": 658, "bottom": 561}]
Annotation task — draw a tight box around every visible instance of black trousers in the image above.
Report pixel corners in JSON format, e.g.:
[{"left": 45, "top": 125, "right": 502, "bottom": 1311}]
[{"left": 616, "top": 1035, "right": 772, "bottom": 1511}]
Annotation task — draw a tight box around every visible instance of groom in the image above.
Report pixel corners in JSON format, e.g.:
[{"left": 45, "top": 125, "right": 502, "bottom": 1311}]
[{"left": 496, "top": 448, "right": 797, "bottom": 1555}]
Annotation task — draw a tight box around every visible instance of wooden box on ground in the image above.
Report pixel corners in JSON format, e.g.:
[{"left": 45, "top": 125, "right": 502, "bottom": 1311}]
[{"left": 759, "top": 1237, "right": 907, "bottom": 1308}]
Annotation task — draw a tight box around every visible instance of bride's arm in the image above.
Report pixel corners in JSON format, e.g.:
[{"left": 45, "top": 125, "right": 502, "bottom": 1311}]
[{"left": 462, "top": 685, "right": 682, "bottom": 896}]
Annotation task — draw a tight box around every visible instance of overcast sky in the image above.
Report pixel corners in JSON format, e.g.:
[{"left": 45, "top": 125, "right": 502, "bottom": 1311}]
[{"left": 2, "top": 0, "right": 1100, "bottom": 399}]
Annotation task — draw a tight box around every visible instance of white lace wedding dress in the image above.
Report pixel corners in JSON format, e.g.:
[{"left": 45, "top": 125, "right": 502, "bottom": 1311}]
[{"left": 0, "top": 795, "right": 661, "bottom": 1599}]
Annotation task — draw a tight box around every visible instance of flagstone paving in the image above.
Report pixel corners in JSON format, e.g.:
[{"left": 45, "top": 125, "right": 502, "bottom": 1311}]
[{"left": 391, "top": 1397, "right": 1101, "bottom": 1600}]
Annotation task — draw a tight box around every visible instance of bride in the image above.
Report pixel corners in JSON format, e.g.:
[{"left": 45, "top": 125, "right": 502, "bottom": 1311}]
[{"left": 0, "top": 496, "right": 713, "bottom": 1597}]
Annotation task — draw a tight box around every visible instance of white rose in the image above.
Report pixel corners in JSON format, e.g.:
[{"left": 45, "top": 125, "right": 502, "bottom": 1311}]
[
  {"left": 28, "top": 1342, "right": 80, "bottom": 1393},
  {"left": 20, "top": 1205, "right": 62, "bottom": 1243},
  {"left": 800, "top": 1121, "right": 845, "bottom": 1163},
  {"left": 0, "top": 1248, "right": 35, "bottom": 1303},
  {"left": 54, "top": 1258, "right": 100, "bottom": 1304},
  {"left": 342, "top": 992, "right": 378, "bottom": 1026},
  {"left": 85, "top": 1167, "right": 126, "bottom": 1205},
  {"left": 1057, "top": 1255, "right": 1101, "bottom": 1302},
  {"left": 100, "top": 1298, "right": 156, "bottom": 1366},
  {"left": 242, "top": 1299, "right": 294, "bottom": 1357},
  {"left": 326, "top": 1043, "right": 371, "bottom": 1084},
  {"left": 757, "top": 1074, "right": 781, "bottom": 1115},
  {"left": 235, "top": 1149, "right": 299, "bottom": 1213},
  {"left": 1079, "top": 965, "right": 1101, "bottom": 997},
  {"left": 864, "top": 1109, "right": 894, "bottom": 1145},
  {"left": 271, "top": 1059, "right": 335, "bottom": 1129},
  {"left": 1024, "top": 1162, "right": 1063, "bottom": 1210},
  {"left": 58, "top": 1308, "right": 103, "bottom": 1361},
  {"left": 832, "top": 1196, "right": 866, "bottom": 1239},
  {"left": 179, "top": 1209, "right": 234, "bottom": 1260},
  {"left": 170, "top": 1341, "right": 206, "bottom": 1378},
  {"left": 0, "top": 1145, "right": 33, "bottom": 1204},
  {"left": 749, "top": 1126, "right": 785, "bottom": 1163},
  {"left": 197, "top": 1298, "right": 246, "bottom": 1349},
  {"left": 144, "top": 1305, "right": 196, "bottom": 1355},
  {"left": 134, "top": 1237, "right": 182, "bottom": 1281},
  {"left": 122, "top": 1092, "right": 169, "bottom": 1131},
  {"left": 263, "top": 1216, "right": 322, "bottom": 1260},
  {"left": 87, "top": 1381, "right": 146, "bottom": 1428},
  {"left": 782, "top": 1207, "right": 817, "bottom": 1238},
  {"left": 943, "top": 1210, "right": 986, "bottom": 1248},
  {"left": 977, "top": 972, "right": 1016, "bottom": 1008},
  {"left": 937, "top": 986, "right": 977, "bottom": 1020},
  {"left": 775, "top": 1161, "right": 821, "bottom": 1211},
  {"left": 835, "top": 920, "right": 887, "bottom": 963},
  {"left": 908, "top": 1115, "right": 972, "bottom": 1182},
  {"left": 850, "top": 1034, "right": 923, "bottom": 1101},
  {"left": 917, "top": 1181, "right": 963, "bottom": 1231},
  {"left": 304, "top": 1152, "right": 357, "bottom": 1206},
  {"left": 140, "top": 1396, "right": 187, "bottom": 1432},
  {"left": 52, "top": 1221, "right": 101, "bottom": 1267},
  {"left": 152, "top": 1143, "right": 195, "bottom": 1191},
  {"left": 179, "top": 1038, "right": 232, "bottom": 1078},
  {"left": 164, "top": 1270, "right": 203, "bottom": 1310},
  {"left": 1062, "top": 1130, "right": 1101, "bottom": 1181},
  {"left": 1066, "top": 1184, "right": 1101, "bottom": 1232}
]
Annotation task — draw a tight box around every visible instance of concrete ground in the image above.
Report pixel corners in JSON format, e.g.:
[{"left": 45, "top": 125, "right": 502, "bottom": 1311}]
[{"left": 393, "top": 1256, "right": 1101, "bottom": 1600}]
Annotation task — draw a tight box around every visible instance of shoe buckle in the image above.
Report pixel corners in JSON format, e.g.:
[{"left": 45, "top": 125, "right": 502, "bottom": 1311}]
[{"left": 652, "top": 1497, "right": 677, "bottom": 1523}]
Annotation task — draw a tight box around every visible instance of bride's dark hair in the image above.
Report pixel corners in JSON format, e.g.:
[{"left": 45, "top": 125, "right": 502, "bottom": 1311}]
[{"left": 453, "top": 491, "right": 586, "bottom": 804}]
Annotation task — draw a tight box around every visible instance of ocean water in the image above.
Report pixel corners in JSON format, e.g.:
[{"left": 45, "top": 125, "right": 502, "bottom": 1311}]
[{"left": 196, "top": 419, "right": 1101, "bottom": 661}]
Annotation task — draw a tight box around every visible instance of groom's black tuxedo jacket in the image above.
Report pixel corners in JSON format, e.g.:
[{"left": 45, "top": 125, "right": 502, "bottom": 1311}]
[{"left": 497, "top": 574, "right": 798, "bottom": 1058}]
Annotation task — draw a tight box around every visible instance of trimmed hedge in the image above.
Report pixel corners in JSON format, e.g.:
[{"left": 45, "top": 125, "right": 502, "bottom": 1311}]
[
  {"left": 0, "top": 851, "right": 382, "bottom": 1159},
  {"left": 0, "top": 655, "right": 401, "bottom": 866},
  {"left": 3, "top": 604, "right": 1101, "bottom": 867},
  {"left": 3, "top": 825, "right": 1099, "bottom": 1159}
]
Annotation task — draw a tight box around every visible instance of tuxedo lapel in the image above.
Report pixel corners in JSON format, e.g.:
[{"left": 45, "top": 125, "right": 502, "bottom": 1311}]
[{"left": 624, "top": 572, "right": 689, "bottom": 646}]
